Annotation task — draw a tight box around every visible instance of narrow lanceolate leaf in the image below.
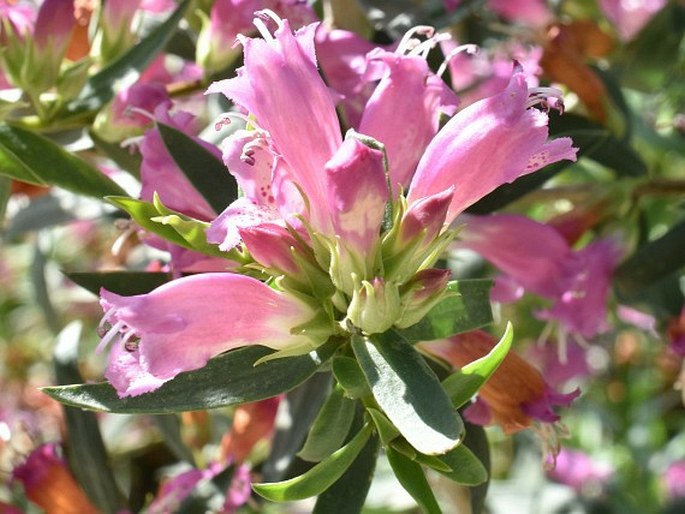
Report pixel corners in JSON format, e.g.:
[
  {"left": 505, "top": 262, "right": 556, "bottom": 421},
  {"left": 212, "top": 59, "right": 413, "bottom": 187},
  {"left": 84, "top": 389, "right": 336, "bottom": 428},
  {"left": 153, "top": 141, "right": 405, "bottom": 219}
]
[
  {"left": 398, "top": 280, "right": 493, "bottom": 343},
  {"left": 386, "top": 448, "right": 442, "bottom": 514},
  {"left": 62, "top": 0, "right": 191, "bottom": 118},
  {"left": 441, "top": 323, "right": 514, "bottom": 408},
  {"left": 332, "top": 355, "right": 371, "bottom": 399},
  {"left": 0, "top": 124, "right": 127, "bottom": 198},
  {"left": 107, "top": 196, "right": 192, "bottom": 249},
  {"left": 65, "top": 271, "right": 171, "bottom": 296},
  {"left": 53, "top": 323, "right": 126, "bottom": 514},
  {"left": 253, "top": 423, "right": 373, "bottom": 502},
  {"left": 157, "top": 122, "right": 238, "bottom": 213},
  {"left": 435, "top": 443, "right": 488, "bottom": 486},
  {"left": 313, "top": 432, "right": 380, "bottom": 514},
  {"left": 298, "top": 384, "right": 357, "bottom": 462},
  {"left": 352, "top": 332, "right": 464, "bottom": 455},
  {"left": 42, "top": 342, "right": 337, "bottom": 414}
]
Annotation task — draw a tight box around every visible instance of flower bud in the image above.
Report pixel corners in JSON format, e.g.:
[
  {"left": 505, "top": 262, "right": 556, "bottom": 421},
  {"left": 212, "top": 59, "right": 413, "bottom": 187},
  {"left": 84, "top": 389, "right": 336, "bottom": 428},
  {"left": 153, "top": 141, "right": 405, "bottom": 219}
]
[
  {"left": 395, "top": 268, "right": 451, "bottom": 329},
  {"left": 347, "top": 277, "right": 401, "bottom": 334}
]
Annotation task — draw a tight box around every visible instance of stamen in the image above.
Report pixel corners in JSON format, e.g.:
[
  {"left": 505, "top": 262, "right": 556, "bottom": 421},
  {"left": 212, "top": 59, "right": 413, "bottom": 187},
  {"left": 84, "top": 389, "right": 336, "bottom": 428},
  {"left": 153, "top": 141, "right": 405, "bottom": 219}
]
[
  {"left": 253, "top": 9, "right": 283, "bottom": 42},
  {"left": 121, "top": 330, "right": 140, "bottom": 352},
  {"left": 126, "top": 106, "right": 156, "bottom": 122},
  {"left": 409, "top": 32, "right": 452, "bottom": 59},
  {"left": 96, "top": 320, "right": 124, "bottom": 354},
  {"left": 397, "top": 25, "right": 435, "bottom": 55},
  {"left": 437, "top": 43, "right": 479, "bottom": 77},
  {"left": 527, "top": 86, "right": 565, "bottom": 113}
]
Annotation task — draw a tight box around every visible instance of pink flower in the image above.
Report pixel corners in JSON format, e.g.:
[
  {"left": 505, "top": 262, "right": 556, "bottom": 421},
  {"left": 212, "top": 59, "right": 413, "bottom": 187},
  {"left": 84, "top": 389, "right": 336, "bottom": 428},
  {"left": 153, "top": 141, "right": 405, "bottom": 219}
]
[
  {"left": 664, "top": 460, "right": 685, "bottom": 500},
  {"left": 33, "top": 0, "right": 75, "bottom": 56},
  {"left": 455, "top": 213, "right": 622, "bottom": 338},
  {"left": 358, "top": 45, "right": 458, "bottom": 190},
  {"left": 407, "top": 64, "right": 577, "bottom": 223},
  {"left": 12, "top": 443, "right": 100, "bottom": 514},
  {"left": 546, "top": 448, "right": 612, "bottom": 494},
  {"left": 488, "top": 0, "right": 552, "bottom": 26},
  {"left": 315, "top": 27, "right": 383, "bottom": 128},
  {"left": 96, "top": 15, "right": 578, "bottom": 396},
  {"left": 98, "top": 273, "right": 330, "bottom": 397},
  {"left": 599, "top": 0, "right": 667, "bottom": 40}
]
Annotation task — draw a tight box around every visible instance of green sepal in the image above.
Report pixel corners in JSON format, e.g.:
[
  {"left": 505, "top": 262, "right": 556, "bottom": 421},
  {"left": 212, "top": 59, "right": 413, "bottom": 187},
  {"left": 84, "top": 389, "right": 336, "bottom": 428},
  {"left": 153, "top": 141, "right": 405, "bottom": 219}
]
[
  {"left": 386, "top": 448, "right": 442, "bottom": 514},
  {"left": 252, "top": 422, "right": 373, "bottom": 502},
  {"left": 441, "top": 322, "right": 513, "bottom": 408},
  {"left": 43, "top": 341, "right": 337, "bottom": 414},
  {"left": 352, "top": 331, "right": 464, "bottom": 456},
  {"left": 151, "top": 193, "right": 230, "bottom": 258},
  {"left": 398, "top": 280, "right": 493, "bottom": 343},
  {"left": 298, "top": 384, "right": 357, "bottom": 462}
]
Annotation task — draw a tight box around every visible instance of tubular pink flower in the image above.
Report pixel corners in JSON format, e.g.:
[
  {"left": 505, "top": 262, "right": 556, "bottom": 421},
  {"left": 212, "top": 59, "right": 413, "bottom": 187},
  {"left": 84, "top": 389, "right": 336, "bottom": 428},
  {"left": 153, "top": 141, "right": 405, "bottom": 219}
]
[
  {"left": 407, "top": 65, "right": 577, "bottom": 223},
  {"left": 456, "top": 213, "right": 573, "bottom": 298},
  {"left": 489, "top": 0, "right": 552, "bottom": 26},
  {"left": 316, "top": 27, "right": 383, "bottom": 128},
  {"left": 101, "top": 0, "right": 141, "bottom": 35},
  {"left": 359, "top": 48, "right": 458, "bottom": 191},
  {"left": 325, "top": 137, "right": 388, "bottom": 259},
  {"left": 546, "top": 448, "right": 612, "bottom": 493},
  {"left": 599, "top": 0, "right": 667, "bottom": 41},
  {"left": 207, "top": 15, "right": 341, "bottom": 234},
  {"left": 139, "top": 108, "right": 218, "bottom": 222},
  {"left": 98, "top": 273, "right": 326, "bottom": 397},
  {"left": 33, "top": 0, "right": 75, "bottom": 55},
  {"left": 239, "top": 222, "right": 303, "bottom": 276}
]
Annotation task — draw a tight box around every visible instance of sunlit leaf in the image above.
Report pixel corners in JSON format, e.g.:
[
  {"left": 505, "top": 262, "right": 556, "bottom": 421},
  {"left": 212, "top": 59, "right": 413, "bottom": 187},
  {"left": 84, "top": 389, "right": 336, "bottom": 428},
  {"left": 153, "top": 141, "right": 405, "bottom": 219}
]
[
  {"left": 43, "top": 341, "right": 337, "bottom": 413},
  {"left": 353, "top": 332, "right": 464, "bottom": 455},
  {"left": 253, "top": 423, "right": 373, "bottom": 502},
  {"left": 398, "top": 280, "right": 493, "bottom": 343},
  {"left": 441, "top": 323, "right": 514, "bottom": 408},
  {"left": 298, "top": 384, "right": 356, "bottom": 462},
  {"left": 386, "top": 448, "right": 441, "bottom": 514},
  {"left": 0, "top": 123, "right": 127, "bottom": 198}
]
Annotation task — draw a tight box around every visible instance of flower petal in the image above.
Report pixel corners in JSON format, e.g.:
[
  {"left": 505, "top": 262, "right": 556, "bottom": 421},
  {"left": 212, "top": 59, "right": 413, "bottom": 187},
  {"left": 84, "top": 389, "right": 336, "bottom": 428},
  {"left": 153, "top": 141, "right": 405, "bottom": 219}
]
[{"left": 99, "top": 273, "right": 324, "bottom": 397}]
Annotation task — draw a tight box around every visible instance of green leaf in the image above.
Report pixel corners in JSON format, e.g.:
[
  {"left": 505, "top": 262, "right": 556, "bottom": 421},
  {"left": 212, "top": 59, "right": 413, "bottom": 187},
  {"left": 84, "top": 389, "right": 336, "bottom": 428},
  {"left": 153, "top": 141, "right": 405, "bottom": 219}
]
[
  {"left": 441, "top": 323, "right": 514, "bottom": 408},
  {"left": 614, "top": 220, "right": 685, "bottom": 297},
  {"left": 332, "top": 355, "right": 371, "bottom": 399},
  {"left": 65, "top": 271, "right": 170, "bottom": 296},
  {"left": 461, "top": 422, "right": 490, "bottom": 514},
  {"left": 435, "top": 444, "right": 488, "bottom": 486},
  {"left": 386, "top": 448, "right": 442, "bottom": 514},
  {"left": 61, "top": 0, "right": 191, "bottom": 118},
  {"left": 157, "top": 122, "right": 238, "bottom": 213},
  {"left": 43, "top": 341, "right": 337, "bottom": 413},
  {"left": 53, "top": 322, "right": 126, "bottom": 513},
  {"left": 352, "top": 332, "right": 464, "bottom": 455},
  {"left": 389, "top": 439, "right": 453, "bottom": 473},
  {"left": 0, "top": 123, "right": 128, "bottom": 198},
  {"left": 398, "top": 280, "right": 493, "bottom": 343},
  {"left": 366, "top": 408, "right": 401, "bottom": 446},
  {"left": 89, "top": 130, "right": 142, "bottom": 178},
  {"left": 313, "top": 431, "right": 379, "bottom": 514},
  {"left": 0, "top": 176, "right": 10, "bottom": 220},
  {"left": 298, "top": 384, "right": 357, "bottom": 462},
  {"left": 253, "top": 423, "right": 373, "bottom": 502},
  {"left": 107, "top": 195, "right": 192, "bottom": 248},
  {"left": 151, "top": 193, "right": 228, "bottom": 257}
]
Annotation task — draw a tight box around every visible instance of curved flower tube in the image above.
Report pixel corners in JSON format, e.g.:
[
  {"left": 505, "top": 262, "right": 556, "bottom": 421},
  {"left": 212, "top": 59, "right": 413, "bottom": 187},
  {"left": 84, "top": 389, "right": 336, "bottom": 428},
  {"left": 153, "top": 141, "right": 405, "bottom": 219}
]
[{"left": 98, "top": 273, "right": 331, "bottom": 397}]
